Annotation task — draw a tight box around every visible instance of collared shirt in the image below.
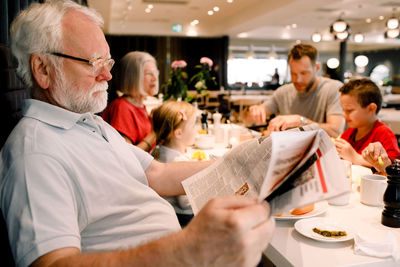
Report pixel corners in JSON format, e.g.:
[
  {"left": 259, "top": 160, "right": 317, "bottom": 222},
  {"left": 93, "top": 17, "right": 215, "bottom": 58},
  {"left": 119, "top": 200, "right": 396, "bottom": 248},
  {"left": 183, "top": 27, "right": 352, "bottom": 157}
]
[{"left": 0, "top": 99, "right": 180, "bottom": 267}]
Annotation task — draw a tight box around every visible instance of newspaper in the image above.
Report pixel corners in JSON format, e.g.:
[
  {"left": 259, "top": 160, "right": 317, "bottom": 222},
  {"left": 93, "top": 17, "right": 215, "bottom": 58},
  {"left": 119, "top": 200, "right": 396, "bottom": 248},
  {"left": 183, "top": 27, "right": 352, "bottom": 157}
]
[{"left": 182, "top": 124, "right": 349, "bottom": 215}]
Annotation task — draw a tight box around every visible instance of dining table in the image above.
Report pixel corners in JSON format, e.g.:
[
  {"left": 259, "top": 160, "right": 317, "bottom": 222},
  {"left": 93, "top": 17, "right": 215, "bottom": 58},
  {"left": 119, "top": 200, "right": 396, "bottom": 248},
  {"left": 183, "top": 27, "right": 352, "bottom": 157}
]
[{"left": 264, "top": 166, "right": 400, "bottom": 267}]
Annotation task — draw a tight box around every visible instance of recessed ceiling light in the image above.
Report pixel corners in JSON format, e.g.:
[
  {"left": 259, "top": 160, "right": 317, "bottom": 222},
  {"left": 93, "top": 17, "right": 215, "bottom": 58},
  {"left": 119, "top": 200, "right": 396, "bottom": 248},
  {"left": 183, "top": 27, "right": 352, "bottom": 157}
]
[
  {"left": 379, "top": 15, "right": 384, "bottom": 20},
  {"left": 213, "top": 6, "right": 219, "bottom": 12},
  {"left": 296, "top": 40, "right": 301, "bottom": 44},
  {"left": 366, "top": 18, "right": 371, "bottom": 23},
  {"left": 286, "top": 25, "right": 291, "bottom": 29},
  {"left": 292, "top": 24, "right": 297, "bottom": 28},
  {"left": 187, "top": 29, "right": 198, "bottom": 36},
  {"left": 208, "top": 10, "right": 214, "bottom": 15},
  {"left": 191, "top": 20, "right": 199, "bottom": 26},
  {"left": 145, "top": 8, "right": 151, "bottom": 13},
  {"left": 148, "top": 4, "right": 153, "bottom": 9},
  {"left": 227, "top": 0, "right": 233, "bottom": 3},
  {"left": 238, "top": 32, "right": 248, "bottom": 38}
]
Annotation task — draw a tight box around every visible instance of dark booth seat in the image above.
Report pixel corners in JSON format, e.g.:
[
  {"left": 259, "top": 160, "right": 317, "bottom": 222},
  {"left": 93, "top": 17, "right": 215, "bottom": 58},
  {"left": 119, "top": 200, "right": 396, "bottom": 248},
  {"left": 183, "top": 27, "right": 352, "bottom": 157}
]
[{"left": 0, "top": 44, "right": 29, "bottom": 266}]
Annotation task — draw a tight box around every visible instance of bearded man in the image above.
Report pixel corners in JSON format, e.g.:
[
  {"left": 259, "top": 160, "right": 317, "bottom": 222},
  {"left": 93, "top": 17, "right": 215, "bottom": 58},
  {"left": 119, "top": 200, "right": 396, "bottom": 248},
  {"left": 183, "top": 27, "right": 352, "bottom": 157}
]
[{"left": 244, "top": 44, "right": 344, "bottom": 137}]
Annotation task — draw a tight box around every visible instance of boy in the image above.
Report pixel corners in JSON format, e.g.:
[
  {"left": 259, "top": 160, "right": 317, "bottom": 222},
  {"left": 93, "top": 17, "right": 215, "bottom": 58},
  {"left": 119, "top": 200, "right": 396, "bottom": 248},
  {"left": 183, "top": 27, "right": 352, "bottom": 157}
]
[{"left": 335, "top": 78, "right": 400, "bottom": 167}]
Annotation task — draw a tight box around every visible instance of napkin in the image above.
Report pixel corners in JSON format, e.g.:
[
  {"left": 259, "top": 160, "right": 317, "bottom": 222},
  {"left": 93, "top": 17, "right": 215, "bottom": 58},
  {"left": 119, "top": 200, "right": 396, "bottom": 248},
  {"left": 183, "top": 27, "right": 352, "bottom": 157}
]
[{"left": 354, "top": 232, "right": 399, "bottom": 261}]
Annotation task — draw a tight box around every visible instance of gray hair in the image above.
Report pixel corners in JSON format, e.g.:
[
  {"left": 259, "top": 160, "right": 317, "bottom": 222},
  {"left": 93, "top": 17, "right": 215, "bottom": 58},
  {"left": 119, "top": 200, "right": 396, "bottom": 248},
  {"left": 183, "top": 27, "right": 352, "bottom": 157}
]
[
  {"left": 114, "top": 51, "right": 157, "bottom": 98},
  {"left": 10, "top": 0, "right": 104, "bottom": 89}
]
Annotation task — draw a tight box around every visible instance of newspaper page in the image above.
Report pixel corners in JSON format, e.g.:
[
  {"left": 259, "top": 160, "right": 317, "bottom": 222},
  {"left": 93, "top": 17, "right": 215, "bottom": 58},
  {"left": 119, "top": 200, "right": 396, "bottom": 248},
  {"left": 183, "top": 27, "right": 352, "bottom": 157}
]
[
  {"left": 182, "top": 125, "right": 348, "bottom": 215},
  {"left": 263, "top": 127, "right": 349, "bottom": 214},
  {"left": 182, "top": 136, "right": 273, "bottom": 214}
]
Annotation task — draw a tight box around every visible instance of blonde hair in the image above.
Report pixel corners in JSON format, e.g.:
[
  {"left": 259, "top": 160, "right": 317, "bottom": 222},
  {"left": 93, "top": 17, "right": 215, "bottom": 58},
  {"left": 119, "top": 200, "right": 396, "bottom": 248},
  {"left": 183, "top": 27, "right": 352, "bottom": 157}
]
[
  {"left": 152, "top": 101, "right": 196, "bottom": 145},
  {"left": 114, "top": 51, "right": 158, "bottom": 98}
]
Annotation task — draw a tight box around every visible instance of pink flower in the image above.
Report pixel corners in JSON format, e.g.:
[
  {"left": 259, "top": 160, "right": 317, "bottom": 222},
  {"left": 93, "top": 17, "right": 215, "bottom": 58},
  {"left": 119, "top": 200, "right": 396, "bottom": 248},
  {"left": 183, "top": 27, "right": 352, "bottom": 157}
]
[
  {"left": 171, "top": 60, "right": 187, "bottom": 70},
  {"left": 200, "top": 57, "right": 213, "bottom": 67}
]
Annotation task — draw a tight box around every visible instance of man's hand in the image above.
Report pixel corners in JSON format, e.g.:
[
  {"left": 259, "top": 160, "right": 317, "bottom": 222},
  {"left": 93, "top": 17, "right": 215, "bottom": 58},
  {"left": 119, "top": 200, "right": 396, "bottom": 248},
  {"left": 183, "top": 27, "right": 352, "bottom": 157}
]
[
  {"left": 267, "top": 114, "right": 303, "bottom": 132},
  {"left": 244, "top": 104, "right": 269, "bottom": 126},
  {"left": 182, "top": 196, "right": 275, "bottom": 267},
  {"left": 362, "top": 142, "right": 391, "bottom": 173}
]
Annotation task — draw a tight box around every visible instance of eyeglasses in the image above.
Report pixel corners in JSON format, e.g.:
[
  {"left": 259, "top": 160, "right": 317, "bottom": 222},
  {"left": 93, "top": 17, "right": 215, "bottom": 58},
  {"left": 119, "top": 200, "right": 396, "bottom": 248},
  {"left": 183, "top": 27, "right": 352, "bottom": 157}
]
[{"left": 48, "top": 52, "right": 115, "bottom": 76}]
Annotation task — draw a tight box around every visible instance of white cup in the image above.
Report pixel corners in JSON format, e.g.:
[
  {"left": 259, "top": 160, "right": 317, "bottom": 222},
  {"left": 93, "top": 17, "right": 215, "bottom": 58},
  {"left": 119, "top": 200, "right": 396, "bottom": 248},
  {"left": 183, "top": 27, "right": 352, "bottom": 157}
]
[
  {"left": 328, "top": 160, "right": 352, "bottom": 206},
  {"left": 360, "top": 174, "right": 387, "bottom": 206}
]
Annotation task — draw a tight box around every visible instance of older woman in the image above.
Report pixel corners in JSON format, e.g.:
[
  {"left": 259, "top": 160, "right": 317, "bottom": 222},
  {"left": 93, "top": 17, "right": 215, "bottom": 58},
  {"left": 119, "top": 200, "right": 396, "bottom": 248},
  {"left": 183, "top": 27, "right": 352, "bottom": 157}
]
[{"left": 102, "top": 51, "right": 159, "bottom": 151}]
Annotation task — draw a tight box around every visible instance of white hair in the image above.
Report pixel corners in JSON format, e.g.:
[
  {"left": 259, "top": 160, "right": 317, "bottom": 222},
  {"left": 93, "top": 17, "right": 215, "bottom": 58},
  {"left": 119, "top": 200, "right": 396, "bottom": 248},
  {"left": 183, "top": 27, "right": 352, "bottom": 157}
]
[{"left": 10, "top": 0, "right": 104, "bottom": 89}]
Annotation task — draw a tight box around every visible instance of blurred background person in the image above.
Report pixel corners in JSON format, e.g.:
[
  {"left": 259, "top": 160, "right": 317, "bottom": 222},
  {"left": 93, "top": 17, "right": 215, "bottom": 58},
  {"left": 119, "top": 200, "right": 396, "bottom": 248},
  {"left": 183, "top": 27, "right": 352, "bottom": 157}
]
[
  {"left": 102, "top": 51, "right": 158, "bottom": 152},
  {"left": 243, "top": 44, "right": 344, "bottom": 138},
  {"left": 152, "top": 100, "right": 198, "bottom": 227}
]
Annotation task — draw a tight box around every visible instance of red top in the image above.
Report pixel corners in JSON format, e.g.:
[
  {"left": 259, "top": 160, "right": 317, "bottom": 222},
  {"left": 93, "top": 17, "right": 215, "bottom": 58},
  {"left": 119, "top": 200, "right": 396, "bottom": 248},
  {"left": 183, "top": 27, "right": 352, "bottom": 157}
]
[
  {"left": 102, "top": 97, "right": 153, "bottom": 147},
  {"left": 341, "top": 120, "right": 400, "bottom": 161}
]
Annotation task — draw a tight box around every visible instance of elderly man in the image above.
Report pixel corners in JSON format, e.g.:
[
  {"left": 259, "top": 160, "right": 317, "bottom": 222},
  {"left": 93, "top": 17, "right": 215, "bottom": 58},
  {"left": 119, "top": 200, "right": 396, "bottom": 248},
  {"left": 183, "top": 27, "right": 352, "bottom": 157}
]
[
  {"left": 0, "top": 1, "right": 274, "bottom": 266},
  {"left": 244, "top": 44, "right": 344, "bottom": 137}
]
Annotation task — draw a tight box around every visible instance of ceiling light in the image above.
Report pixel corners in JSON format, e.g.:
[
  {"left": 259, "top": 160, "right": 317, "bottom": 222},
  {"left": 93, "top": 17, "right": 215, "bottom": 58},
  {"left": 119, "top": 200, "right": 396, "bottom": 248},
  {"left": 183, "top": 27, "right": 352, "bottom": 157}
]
[
  {"left": 311, "top": 32, "right": 322, "bottom": 43},
  {"left": 237, "top": 32, "right": 248, "bottom": 38},
  {"left": 145, "top": 8, "right": 151, "bottom": 13},
  {"left": 379, "top": 16, "right": 385, "bottom": 20},
  {"left": 354, "top": 33, "right": 364, "bottom": 43},
  {"left": 292, "top": 24, "right": 297, "bottom": 28},
  {"left": 213, "top": 6, "right": 219, "bottom": 12},
  {"left": 187, "top": 29, "right": 198, "bottom": 36},
  {"left": 335, "top": 30, "right": 349, "bottom": 40},
  {"left": 366, "top": 18, "right": 372, "bottom": 23},
  {"left": 387, "top": 16, "right": 399, "bottom": 29},
  {"left": 190, "top": 20, "right": 199, "bottom": 26},
  {"left": 227, "top": 0, "right": 233, "bottom": 3},
  {"left": 327, "top": 58, "right": 339, "bottom": 69},
  {"left": 354, "top": 55, "right": 368, "bottom": 68},
  {"left": 330, "top": 15, "right": 351, "bottom": 41},
  {"left": 285, "top": 25, "right": 291, "bottom": 29},
  {"left": 147, "top": 4, "right": 153, "bottom": 9},
  {"left": 332, "top": 19, "right": 347, "bottom": 32},
  {"left": 208, "top": 10, "right": 214, "bottom": 15},
  {"left": 385, "top": 28, "right": 400, "bottom": 38}
]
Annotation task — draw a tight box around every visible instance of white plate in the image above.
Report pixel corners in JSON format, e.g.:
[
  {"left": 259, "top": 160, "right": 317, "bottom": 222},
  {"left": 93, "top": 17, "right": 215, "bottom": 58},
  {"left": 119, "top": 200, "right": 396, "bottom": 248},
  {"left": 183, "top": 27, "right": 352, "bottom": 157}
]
[
  {"left": 294, "top": 217, "right": 354, "bottom": 242},
  {"left": 273, "top": 201, "right": 329, "bottom": 220}
]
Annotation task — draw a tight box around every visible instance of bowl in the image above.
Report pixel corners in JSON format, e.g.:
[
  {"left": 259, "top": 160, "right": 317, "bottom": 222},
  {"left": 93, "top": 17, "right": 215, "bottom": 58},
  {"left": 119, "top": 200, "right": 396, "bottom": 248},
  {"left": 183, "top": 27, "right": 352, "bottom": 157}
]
[{"left": 195, "top": 134, "right": 215, "bottom": 149}]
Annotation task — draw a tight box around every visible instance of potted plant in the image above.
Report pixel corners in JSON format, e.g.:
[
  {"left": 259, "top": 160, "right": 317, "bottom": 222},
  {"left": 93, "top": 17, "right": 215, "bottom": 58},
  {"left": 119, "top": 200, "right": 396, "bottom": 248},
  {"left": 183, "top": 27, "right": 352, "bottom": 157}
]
[
  {"left": 189, "top": 57, "right": 217, "bottom": 101},
  {"left": 162, "top": 60, "right": 189, "bottom": 101}
]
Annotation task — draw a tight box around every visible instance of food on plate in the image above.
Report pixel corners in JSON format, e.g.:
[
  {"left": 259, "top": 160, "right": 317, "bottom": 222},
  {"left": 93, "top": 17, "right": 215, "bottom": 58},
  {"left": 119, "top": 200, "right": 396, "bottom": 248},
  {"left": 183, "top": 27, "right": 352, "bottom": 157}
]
[
  {"left": 197, "top": 129, "right": 207, "bottom": 135},
  {"left": 312, "top": 227, "right": 347, "bottom": 237},
  {"left": 191, "top": 150, "right": 207, "bottom": 161},
  {"left": 290, "top": 203, "right": 315, "bottom": 215},
  {"left": 274, "top": 213, "right": 283, "bottom": 217}
]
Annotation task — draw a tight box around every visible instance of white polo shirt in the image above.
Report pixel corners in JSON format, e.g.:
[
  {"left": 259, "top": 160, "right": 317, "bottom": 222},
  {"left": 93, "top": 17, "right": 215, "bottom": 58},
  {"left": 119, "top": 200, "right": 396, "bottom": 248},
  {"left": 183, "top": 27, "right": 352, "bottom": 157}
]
[{"left": 0, "top": 99, "right": 180, "bottom": 267}]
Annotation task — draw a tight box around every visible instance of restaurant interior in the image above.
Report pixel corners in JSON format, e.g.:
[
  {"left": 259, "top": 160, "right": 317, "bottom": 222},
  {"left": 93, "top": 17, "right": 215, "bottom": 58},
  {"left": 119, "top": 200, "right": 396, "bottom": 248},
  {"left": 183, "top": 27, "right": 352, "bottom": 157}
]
[{"left": 1, "top": 0, "right": 400, "bottom": 266}]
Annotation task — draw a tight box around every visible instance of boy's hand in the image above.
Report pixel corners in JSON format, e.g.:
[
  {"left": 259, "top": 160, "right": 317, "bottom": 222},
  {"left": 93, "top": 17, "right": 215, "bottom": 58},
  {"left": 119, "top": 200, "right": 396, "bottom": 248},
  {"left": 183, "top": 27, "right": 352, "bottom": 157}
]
[
  {"left": 362, "top": 142, "right": 391, "bottom": 173},
  {"left": 334, "top": 138, "right": 359, "bottom": 163}
]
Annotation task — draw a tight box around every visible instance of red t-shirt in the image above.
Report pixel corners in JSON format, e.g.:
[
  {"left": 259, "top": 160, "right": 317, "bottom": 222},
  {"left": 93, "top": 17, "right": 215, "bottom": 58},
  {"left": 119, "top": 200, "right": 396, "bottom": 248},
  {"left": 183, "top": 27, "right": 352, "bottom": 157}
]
[
  {"left": 341, "top": 120, "right": 400, "bottom": 161},
  {"left": 102, "top": 97, "right": 152, "bottom": 146}
]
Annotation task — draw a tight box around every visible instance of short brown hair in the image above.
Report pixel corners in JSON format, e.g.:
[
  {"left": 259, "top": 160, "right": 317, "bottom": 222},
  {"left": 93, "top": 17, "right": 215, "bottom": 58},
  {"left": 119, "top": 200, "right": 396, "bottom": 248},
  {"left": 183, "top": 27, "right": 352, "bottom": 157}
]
[
  {"left": 339, "top": 78, "right": 382, "bottom": 114},
  {"left": 288, "top": 44, "right": 318, "bottom": 65}
]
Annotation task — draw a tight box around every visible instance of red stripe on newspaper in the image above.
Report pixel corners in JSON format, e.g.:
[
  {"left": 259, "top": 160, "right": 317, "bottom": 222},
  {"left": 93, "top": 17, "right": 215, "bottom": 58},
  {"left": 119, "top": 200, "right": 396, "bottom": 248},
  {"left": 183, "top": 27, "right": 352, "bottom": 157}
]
[{"left": 316, "top": 149, "right": 327, "bottom": 193}]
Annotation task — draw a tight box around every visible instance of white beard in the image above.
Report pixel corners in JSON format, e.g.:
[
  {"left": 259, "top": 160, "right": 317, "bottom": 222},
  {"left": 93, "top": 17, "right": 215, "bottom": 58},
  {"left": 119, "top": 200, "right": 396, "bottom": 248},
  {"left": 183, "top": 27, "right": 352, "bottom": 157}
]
[{"left": 52, "top": 72, "right": 108, "bottom": 114}]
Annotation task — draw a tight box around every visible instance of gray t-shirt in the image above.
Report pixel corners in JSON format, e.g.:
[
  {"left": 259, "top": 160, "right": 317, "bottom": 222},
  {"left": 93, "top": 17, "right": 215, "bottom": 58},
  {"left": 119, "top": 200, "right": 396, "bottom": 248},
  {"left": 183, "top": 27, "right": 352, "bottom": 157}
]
[{"left": 264, "top": 77, "right": 343, "bottom": 123}]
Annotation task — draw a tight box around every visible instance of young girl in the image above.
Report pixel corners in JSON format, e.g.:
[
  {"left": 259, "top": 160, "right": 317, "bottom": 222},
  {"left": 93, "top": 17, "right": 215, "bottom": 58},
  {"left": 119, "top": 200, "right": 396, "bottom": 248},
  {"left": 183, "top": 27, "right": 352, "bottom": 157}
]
[
  {"left": 152, "top": 100, "right": 197, "bottom": 227},
  {"left": 335, "top": 78, "right": 400, "bottom": 168}
]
